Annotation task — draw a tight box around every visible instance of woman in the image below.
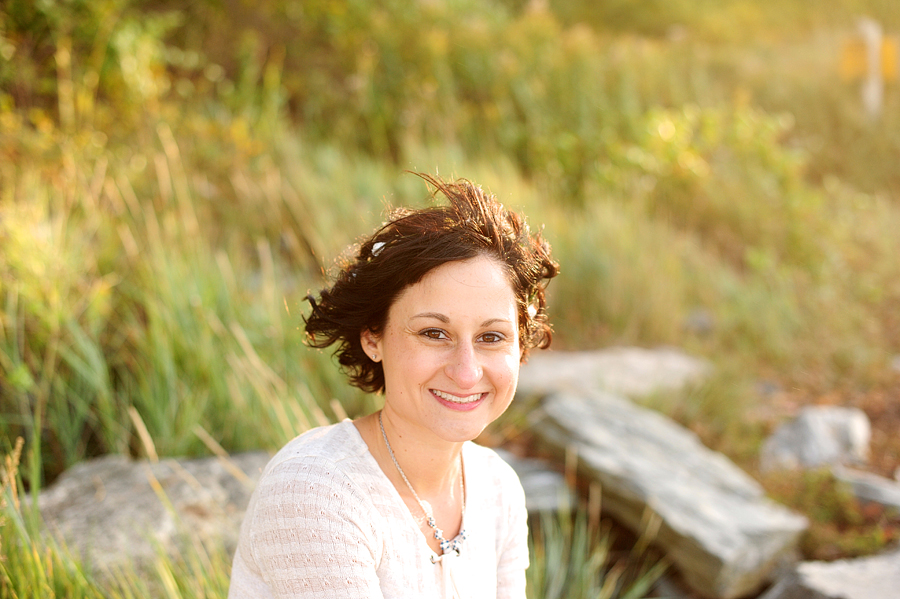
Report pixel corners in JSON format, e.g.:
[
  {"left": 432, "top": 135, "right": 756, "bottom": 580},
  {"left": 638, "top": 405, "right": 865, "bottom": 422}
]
[{"left": 228, "top": 174, "right": 558, "bottom": 599}]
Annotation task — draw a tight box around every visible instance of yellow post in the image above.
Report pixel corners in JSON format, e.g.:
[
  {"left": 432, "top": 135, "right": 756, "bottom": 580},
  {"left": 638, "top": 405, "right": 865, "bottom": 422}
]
[{"left": 840, "top": 30, "right": 897, "bottom": 82}]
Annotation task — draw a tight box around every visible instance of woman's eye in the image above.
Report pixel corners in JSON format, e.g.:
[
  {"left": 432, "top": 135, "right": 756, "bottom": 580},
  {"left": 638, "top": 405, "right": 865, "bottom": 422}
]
[
  {"left": 421, "top": 329, "right": 446, "bottom": 340},
  {"left": 480, "top": 332, "right": 504, "bottom": 343}
]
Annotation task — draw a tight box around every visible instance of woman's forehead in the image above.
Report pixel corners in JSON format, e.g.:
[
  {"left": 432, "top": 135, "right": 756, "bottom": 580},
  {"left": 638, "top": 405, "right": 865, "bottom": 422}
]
[{"left": 389, "top": 257, "right": 517, "bottom": 322}]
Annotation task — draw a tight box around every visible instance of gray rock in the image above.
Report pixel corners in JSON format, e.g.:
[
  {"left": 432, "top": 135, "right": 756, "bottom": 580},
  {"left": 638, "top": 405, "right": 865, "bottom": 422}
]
[
  {"left": 38, "top": 448, "right": 572, "bottom": 574},
  {"left": 38, "top": 452, "right": 271, "bottom": 572},
  {"left": 494, "top": 449, "right": 574, "bottom": 513},
  {"left": 518, "top": 347, "right": 711, "bottom": 400},
  {"left": 759, "top": 548, "right": 900, "bottom": 599},
  {"left": 532, "top": 390, "right": 807, "bottom": 599},
  {"left": 760, "top": 407, "right": 871, "bottom": 472},
  {"left": 832, "top": 466, "right": 900, "bottom": 514}
]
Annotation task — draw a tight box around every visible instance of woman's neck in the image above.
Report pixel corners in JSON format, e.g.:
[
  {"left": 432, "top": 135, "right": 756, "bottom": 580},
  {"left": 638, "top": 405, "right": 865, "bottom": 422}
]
[{"left": 355, "top": 409, "right": 463, "bottom": 498}]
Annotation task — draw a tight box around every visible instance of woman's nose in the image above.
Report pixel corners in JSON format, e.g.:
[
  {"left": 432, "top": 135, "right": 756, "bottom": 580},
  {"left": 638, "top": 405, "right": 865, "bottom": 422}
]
[{"left": 446, "top": 342, "right": 482, "bottom": 388}]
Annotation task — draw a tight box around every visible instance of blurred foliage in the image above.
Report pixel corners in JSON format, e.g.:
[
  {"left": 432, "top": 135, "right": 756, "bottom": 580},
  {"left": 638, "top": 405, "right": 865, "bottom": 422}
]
[
  {"left": 5, "top": 0, "right": 900, "bottom": 196},
  {"left": 548, "top": 0, "right": 900, "bottom": 41}
]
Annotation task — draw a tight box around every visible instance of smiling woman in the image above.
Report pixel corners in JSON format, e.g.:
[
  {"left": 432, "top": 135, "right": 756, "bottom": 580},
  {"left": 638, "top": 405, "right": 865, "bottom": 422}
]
[
  {"left": 362, "top": 256, "right": 520, "bottom": 445},
  {"left": 228, "top": 174, "right": 558, "bottom": 599}
]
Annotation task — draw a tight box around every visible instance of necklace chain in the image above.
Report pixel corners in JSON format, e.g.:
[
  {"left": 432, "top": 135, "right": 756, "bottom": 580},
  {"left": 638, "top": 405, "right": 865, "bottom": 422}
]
[{"left": 378, "top": 411, "right": 468, "bottom": 557}]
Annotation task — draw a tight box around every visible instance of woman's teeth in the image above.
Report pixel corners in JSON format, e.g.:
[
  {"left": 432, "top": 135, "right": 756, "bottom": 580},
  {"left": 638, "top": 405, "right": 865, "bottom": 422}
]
[{"left": 432, "top": 390, "right": 483, "bottom": 404}]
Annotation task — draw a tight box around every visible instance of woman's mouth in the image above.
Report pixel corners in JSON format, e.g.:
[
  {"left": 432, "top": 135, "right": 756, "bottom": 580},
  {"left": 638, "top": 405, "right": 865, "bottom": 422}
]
[{"left": 431, "top": 389, "right": 486, "bottom": 411}]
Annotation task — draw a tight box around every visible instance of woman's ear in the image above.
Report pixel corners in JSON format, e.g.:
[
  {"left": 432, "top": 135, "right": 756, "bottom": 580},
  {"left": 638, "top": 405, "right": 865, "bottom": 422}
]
[{"left": 360, "top": 329, "right": 382, "bottom": 362}]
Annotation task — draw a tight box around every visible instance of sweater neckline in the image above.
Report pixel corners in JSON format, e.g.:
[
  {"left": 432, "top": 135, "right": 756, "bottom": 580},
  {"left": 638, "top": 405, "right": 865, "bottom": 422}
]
[{"left": 342, "top": 419, "right": 471, "bottom": 562}]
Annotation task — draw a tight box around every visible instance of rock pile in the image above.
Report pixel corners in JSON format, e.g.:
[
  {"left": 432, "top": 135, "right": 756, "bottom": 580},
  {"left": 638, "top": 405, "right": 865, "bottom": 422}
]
[
  {"left": 753, "top": 404, "right": 900, "bottom": 598},
  {"left": 519, "top": 349, "right": 807, "bottom": 599}
]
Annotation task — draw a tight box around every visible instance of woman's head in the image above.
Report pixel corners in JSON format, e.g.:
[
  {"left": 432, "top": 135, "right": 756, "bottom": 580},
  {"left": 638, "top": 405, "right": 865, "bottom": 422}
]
[{"left": 304, "top": 173, "right": 559, "bottom": 393}]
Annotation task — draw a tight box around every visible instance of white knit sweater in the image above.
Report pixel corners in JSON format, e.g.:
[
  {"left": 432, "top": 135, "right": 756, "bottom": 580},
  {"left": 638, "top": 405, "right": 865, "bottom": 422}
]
[{"left": 228, "top": 420, "right": 529, "bottom": 599}]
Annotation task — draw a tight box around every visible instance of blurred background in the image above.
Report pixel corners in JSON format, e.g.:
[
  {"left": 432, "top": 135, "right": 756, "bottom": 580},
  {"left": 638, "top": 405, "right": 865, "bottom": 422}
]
[{"left": 1, "top": 0, "right": 899, "bottom": 596}]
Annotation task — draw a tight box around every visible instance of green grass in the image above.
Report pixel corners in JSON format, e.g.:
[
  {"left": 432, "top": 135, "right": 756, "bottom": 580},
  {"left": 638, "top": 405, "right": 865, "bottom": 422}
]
[{"left": 527, "top": 507, "right": 667, "bottom": 599}]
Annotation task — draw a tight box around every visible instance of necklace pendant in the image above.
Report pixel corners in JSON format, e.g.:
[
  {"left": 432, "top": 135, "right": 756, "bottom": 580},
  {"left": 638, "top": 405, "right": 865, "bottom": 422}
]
[{"left": 379, "top": 412, "right": 468, "bottom": 558}]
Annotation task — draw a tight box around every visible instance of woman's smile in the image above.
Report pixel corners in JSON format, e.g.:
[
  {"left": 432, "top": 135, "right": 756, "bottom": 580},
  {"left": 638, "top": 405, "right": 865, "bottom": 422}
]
[
  {"left": 431, "top": 389, "right": 487, "bottom": 411},
  {"left": 431, "top": 390, "right": 485, "bottom": 403}
]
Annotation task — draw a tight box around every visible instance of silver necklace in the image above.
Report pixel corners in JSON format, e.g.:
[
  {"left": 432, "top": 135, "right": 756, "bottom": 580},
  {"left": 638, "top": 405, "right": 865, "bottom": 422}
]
[{"left": 378, "top": 411, "right": 468, "bottom": 558}]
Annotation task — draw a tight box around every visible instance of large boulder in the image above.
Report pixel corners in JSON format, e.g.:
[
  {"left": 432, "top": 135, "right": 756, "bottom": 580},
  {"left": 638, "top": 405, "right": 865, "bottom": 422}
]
[
  {"left": 531, "top": 390, "right": 808, "bottom": 599},
  {"left": 517, "top": 347, "right": 711, "bottom": 400},
  {"left": 759, "top": 548, "right": 900, "bottom": 599},
  {"left": 38, "top": 452, "right": 271, "bottom": 572}
]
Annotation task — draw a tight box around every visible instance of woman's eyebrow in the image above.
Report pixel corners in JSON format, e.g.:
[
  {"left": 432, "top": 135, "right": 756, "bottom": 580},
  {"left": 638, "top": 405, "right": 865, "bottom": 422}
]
[
  {"left": 411, "top": 312, "right": 449, "bottom": 323},
  {"left": 411, "top": 313, "right": 513, "bottom": 328},
  {"left": 481, "top": 318, "right": 513, "bottom": 328}
]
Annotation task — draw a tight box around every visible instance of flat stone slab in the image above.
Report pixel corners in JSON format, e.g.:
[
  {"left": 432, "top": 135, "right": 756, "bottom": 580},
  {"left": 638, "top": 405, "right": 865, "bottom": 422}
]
[
  {"left": 518, "top": 347, "right": 711, "bottom": 400},
  {"left": 760, "top": 548, "right": 900, "bottom": 599},
  {"left": 38, "top": 452, "right": 271, "bottom": 572},
  {"left": 532, "top": 390, "right": 808, "bottom": 599}
]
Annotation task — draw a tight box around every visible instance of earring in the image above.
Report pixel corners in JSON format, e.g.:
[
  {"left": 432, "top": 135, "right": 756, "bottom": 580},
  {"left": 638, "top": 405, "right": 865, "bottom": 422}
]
[{"left": 371, "top": 354, "right": 378, "bottom": 361}]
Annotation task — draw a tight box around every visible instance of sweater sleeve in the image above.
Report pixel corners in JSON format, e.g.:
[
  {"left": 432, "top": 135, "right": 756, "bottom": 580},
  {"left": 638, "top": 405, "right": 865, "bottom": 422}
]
[
  {"left": 495, "top": 462, "right": 529, "bottom": 599},
  {"left": 232, "top": 456, "right": 385, "bottom": 599}
]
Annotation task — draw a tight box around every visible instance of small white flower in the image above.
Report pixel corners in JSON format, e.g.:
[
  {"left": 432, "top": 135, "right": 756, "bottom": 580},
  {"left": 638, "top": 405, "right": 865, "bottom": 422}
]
[
  {"left": 527, "top": 304, "right": 537, "bottom": 318},
  {"left": 371, "top": 241, "right": 385, "bottom": 256}
]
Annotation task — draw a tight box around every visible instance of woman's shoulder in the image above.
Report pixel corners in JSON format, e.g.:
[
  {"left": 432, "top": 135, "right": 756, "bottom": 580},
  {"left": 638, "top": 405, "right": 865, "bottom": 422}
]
[
  {"left": 270, "top": 419, "right": 366, "bottom": 462},
  {"left": 256, "top": 420, "right": 374, "bottom": 489},
  {"left": 237, "top": 421, "right": 391, "bottom": 586}
]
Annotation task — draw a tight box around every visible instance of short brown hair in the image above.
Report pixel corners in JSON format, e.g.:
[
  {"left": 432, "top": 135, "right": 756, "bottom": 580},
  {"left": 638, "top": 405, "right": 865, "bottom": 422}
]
[{"left": 304, "top": 173, "right": 559, "bottom": 393}]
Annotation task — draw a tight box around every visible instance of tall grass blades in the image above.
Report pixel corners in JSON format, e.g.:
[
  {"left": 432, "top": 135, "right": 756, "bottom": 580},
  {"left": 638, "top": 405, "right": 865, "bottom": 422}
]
[{"left": 527, "top": 508, "right": 667, "bottom": 599}]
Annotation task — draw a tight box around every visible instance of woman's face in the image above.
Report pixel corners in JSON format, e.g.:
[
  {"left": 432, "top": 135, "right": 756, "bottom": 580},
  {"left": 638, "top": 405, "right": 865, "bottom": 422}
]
[{"left": 362, "top": 255, "right": 520, "bottom": 443}]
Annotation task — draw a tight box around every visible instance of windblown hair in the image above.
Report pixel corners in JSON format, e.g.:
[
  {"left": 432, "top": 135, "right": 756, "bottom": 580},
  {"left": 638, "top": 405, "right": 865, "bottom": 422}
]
[{"left": 304, "top": 173, "right": 559, "bottom": 394}]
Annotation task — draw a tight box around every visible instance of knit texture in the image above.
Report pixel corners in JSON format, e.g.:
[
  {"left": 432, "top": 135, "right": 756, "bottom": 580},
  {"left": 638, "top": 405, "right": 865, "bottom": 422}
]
[{"left": 228, "top": 420, "right": 529, "bottom": 599}]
